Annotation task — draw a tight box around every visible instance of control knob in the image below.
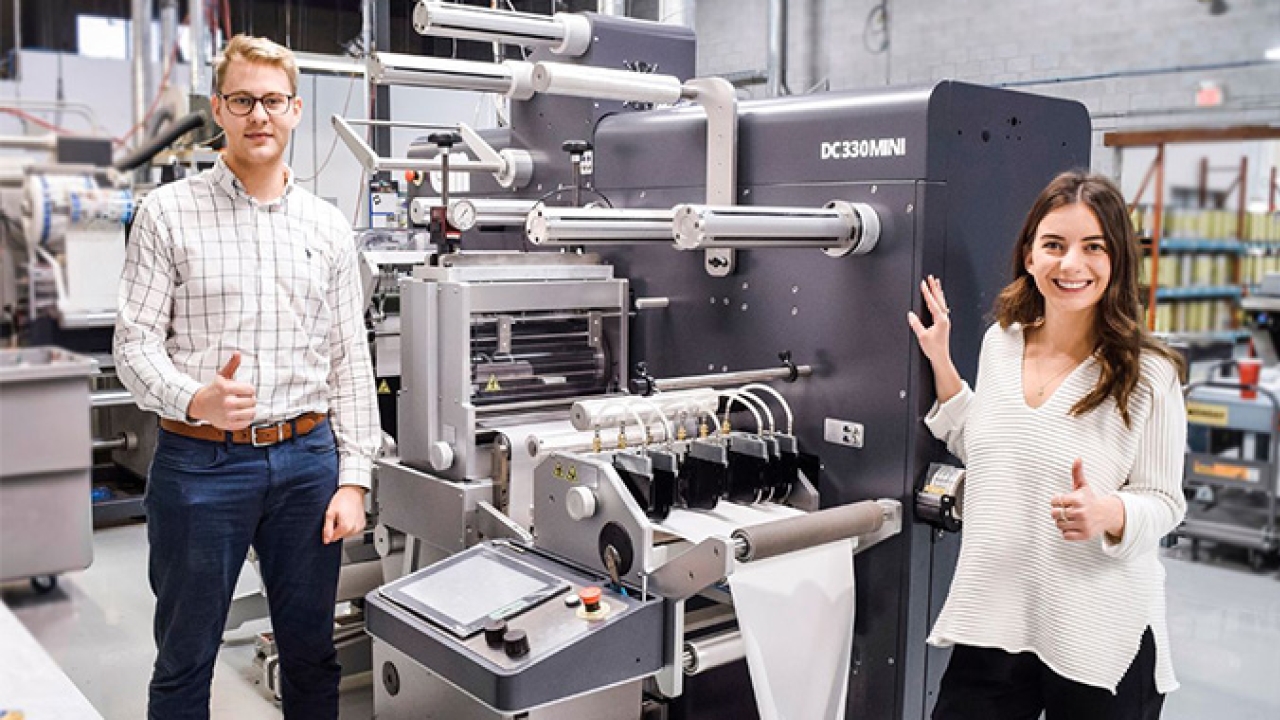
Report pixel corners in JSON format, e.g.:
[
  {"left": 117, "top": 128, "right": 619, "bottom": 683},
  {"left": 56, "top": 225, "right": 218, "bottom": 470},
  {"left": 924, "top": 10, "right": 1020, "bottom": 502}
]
[{"left": 503, "top": 629, "right": 530, "bottom": 658}]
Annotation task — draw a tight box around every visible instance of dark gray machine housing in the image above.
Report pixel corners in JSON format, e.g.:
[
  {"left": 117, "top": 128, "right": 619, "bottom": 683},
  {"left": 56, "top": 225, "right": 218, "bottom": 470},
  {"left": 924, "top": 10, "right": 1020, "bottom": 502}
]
[{"left": 405, "top": 14, "right": 1090, "bottom": 720}]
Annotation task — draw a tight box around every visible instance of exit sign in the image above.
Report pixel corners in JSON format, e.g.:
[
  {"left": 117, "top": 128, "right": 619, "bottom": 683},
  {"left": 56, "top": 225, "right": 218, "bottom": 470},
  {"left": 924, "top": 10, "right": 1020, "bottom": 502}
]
[{"left": 1196, "top": 82, "right": 1225, "bottom": 107}]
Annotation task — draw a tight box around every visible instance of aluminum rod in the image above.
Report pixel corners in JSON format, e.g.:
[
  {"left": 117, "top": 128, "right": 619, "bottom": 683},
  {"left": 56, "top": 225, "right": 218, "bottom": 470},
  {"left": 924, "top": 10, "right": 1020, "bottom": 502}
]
[
  {"left": 526, "top": 207, "right": 676, "bottom": 245},
  {"left": 91, "top": 389, "right": 137, "bottom": 408},
  {"left": 189, "top": 0, "right": 206, "bottom": 94},
  {"left": 683, "top": 630, "right": 745, "bottom": 676},
  {"left": 570, "top": 389, "right": 719, "bottom": 432},
  {"left": 369, "top": 53, "right": 518, "bottom": 94},
  {"left": 634, "top": 297, "right": 670, "bottom": 310},
  {"left": 131, "top": 0, "right": 153, "bottom": 149},
  {"left": 673, "top": 202, "right": 880, "bottom": 256},
  {"left": 413, "top": 2, "right": 592, "bottom": 56},
  {"left": 343, "top": 118, "right": 459, "bottom": 130},
  {"left": 93, "top": 431, "right": 138, "bottom": 453},
  {"left": 444, "top": 198, "right": 538, "bottom": 230},
  {"left": 0, "top": 134, "right": 57, "bottom": 151},
  {"left": 766, "top": 0, "right": 786, "bottom": 97},
  {"left": 650, "top": 365, "right": 813, "bottom": 393},
  {"left": 531, "top": 62, "right": 687, "bottom": 105}
]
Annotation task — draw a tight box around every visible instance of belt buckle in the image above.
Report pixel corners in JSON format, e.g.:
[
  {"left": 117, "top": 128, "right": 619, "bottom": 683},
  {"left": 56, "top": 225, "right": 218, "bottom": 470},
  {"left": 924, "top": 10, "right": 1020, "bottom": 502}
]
[{"left": 251, "top": 422, "right": 287, "bottom": 447}]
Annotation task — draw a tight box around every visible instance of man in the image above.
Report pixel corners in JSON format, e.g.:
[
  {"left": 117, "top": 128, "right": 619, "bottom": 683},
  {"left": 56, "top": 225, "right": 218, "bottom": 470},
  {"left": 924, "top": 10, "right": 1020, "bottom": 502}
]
[{"left": 114, "top": 34, "right": 380, "bottom": 720}]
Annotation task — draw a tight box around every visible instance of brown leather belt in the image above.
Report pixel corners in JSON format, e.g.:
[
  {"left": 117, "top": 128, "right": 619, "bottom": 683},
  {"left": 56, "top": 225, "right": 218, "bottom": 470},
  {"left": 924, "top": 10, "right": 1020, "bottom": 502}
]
[{"left": 160, "top": 411, "right": 328, "bottom": 447}]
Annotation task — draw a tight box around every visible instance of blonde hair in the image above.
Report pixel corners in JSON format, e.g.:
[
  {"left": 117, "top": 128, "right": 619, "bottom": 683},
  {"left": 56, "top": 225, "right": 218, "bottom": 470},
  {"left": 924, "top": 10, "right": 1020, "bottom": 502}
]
[{"left": 213, "top": 34, "right": 299, "bottom": 95}]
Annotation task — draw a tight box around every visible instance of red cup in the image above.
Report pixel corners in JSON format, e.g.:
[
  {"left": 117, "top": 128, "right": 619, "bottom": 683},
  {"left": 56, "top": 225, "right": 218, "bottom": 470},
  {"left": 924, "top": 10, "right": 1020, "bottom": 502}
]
[{"left": 1238, "top": 357, "right": 1261, "bottom": 400}]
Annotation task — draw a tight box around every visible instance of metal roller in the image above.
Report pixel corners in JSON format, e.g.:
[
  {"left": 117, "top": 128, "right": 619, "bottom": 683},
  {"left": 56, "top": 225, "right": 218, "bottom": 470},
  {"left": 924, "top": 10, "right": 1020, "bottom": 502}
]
[
  {"left": 731, "top": 500, "right": 886, "bottom": 562},
  {"left": 526, "top": 206, "right": 676, "bottom": 246},
  {"left": 646, "top": 365, "right": 813, "bottom": 393},
  {"left": 413, "top": 2, "right": 592, "bottom": 57},
  {"left": 448, "top": 198, "right": 539, "bottom": 231},
  {"left": 368, "top": 52, "right": 532, "bottom": 97},
  {"left": 569, "top": 389, "right": 718, "bottom": 432},
  {"left": 671, "top": 201, "right": 881, "bottom": 257},
  {"left": 682, "top": 630, "right": 745, "bottom": 676},
  {"left": 92, "top": 432, "right": 137, "bottom": 453},
  {"left": 531, "top": 62, "right": 687, "bottom": 105},
  {"left": 91, "top": 389, "right": 136, "bottom": 408}
]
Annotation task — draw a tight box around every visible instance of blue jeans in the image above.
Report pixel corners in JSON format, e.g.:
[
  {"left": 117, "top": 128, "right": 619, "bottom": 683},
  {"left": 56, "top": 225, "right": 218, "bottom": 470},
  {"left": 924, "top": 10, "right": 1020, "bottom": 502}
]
[{"left": 145, "top": 420, "right": 342, "bottom": 720}]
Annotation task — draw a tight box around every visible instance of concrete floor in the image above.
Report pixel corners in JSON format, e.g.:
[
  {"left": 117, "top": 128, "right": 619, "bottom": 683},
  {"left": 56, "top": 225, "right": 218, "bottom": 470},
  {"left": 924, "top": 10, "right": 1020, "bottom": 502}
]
[
  {"left": 1, "top": 523, "right": 372, "bottom": 720},
  {"left": 3, "top": 523, "right": 1279, "bottom": 720}
]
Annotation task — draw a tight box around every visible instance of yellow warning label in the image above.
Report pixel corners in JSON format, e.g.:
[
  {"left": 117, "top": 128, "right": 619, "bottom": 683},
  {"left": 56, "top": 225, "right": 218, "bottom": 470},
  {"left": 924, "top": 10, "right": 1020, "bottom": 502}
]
[
  {"left": 1191, "top": 460, "right": 1259, "bottom": 483},
  {"left": 1186, "top": 402, "right": 1228, "bottom": 427},
  {"left": 485, "top": 375, "right": 502, "bottom": 393},
  {"left": 377, "top": 380, "right": 391, "bottom": 395}
]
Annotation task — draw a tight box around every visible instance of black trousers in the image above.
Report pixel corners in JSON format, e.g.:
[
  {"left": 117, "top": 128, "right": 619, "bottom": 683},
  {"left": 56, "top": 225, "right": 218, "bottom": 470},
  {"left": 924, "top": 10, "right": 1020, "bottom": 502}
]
[{"left": 932, "top": 628, "right": 1165, "bottom": 720}]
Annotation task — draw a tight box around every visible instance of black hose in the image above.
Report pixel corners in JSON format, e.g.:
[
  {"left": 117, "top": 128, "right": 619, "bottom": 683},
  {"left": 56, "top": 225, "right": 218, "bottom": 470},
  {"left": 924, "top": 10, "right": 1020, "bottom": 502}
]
[{"left": 113, "top": 111, "right": 207, "bottom": 172}]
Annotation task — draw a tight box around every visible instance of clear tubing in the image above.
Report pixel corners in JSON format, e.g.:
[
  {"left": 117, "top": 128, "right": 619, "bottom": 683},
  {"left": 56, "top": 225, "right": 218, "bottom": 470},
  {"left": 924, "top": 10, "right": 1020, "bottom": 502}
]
[{"left": 737, "top": 383, "right": 794, "bottom": 435}]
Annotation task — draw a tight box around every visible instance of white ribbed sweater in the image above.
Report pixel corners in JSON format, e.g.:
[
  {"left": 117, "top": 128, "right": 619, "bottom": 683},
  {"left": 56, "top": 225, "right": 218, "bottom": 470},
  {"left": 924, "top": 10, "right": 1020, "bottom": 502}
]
[{"left": 924, "top": 323, "right": 1186, "bottom": 694}]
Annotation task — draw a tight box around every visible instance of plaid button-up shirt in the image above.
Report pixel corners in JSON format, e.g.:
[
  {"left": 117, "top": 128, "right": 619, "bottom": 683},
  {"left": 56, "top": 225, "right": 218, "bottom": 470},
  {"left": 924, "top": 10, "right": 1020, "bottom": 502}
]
[{"left": 114, "top": 156, "right": 380, "bottom": 488}]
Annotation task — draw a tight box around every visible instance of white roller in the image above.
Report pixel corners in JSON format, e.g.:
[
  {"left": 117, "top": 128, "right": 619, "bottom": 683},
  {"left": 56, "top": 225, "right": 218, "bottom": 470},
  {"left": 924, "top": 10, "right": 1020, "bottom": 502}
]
[
  {"left": 526, "top": 206, "right": 675, "bottom": 245},
  {"left": 368, "top": 53, "right": 537, "bottom": 100},
  {"left": 531, "top": 61, "right": 686, "bottom": 105},
  {"left": 413, "top": 2, "right": 592, "bottom": 57},
  {"left": 368, "top": 52, "right": 513, "bottom": 92},
  {"left": 671, "top": 201, "right": 881, "bottom": 257},
  {"left": 447, "top": 198, "right": 539, "bottom": 231},
  {"left": 570, "top": 389, "right": 718, "bottom": 432}
]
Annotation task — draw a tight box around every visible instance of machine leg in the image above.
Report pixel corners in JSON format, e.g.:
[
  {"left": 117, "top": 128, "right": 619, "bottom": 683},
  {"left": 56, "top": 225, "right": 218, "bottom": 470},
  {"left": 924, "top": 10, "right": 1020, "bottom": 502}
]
[
  {"left": 1190, "top": 539, "right": 1201, "bottom": 562},
  {"left": 1247, "top": 549, "right": 1268, "bottom": 573}
]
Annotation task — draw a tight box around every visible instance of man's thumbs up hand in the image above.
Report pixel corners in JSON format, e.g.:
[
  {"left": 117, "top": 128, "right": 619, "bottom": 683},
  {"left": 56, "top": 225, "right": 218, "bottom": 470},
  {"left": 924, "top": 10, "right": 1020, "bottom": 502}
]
[{"left": 187, "top": 352, "right": 257, "bottom": 431}]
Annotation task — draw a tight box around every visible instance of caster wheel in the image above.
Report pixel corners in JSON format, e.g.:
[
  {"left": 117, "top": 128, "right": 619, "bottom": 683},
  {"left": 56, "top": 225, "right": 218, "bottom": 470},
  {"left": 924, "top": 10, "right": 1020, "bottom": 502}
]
[{"left": 30, "top": 575, "right": 58, "bottom": 594}]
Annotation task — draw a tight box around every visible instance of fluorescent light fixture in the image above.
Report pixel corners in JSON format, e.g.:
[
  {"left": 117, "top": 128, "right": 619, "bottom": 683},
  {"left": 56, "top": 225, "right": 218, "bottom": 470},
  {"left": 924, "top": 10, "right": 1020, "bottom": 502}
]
[
  {"left": 1267, "top": 46, "right": 1280, "bottom": 61},
  {"left": 293, "top": 52, "right": 364, "bottom": 75}
]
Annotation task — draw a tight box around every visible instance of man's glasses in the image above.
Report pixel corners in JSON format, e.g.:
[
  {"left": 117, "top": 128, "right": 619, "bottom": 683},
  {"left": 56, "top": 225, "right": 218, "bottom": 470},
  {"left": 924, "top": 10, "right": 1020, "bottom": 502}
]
[{"left": 219, "top": 93, "right": 294, "bottom": 117}]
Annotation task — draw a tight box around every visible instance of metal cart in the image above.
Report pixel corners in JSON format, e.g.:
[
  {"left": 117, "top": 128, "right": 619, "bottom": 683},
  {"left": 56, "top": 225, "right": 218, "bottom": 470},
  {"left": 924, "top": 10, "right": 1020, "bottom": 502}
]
[
  {"left": 1178, "top": 359, "right": 1280, "bottom": 571},
  {"left": 0, "top": 346, "right": 97, "bottom": 592}
]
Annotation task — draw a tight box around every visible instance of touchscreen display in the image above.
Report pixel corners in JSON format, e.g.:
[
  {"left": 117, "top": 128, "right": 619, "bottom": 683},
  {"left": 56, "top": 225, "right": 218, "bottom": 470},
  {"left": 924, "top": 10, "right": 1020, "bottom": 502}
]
[
  {"left": 399, "top": 554, "right": 547, "bottom": 626},
  {"left": 384, "top": 547, "right": 567, "bottom": 637}
]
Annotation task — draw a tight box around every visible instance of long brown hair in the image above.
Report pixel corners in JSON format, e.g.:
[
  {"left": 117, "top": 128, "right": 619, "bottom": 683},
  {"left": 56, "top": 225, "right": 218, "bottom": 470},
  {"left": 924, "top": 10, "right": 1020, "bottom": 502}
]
[{"left": 993, "top": 170, "right": 1183, "bottom": 426}]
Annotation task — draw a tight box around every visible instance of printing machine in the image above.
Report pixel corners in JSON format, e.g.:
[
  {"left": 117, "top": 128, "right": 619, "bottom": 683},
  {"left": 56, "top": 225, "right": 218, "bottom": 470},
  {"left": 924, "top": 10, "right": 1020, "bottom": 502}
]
[
  {"left": 344, "top": 4, "right": 1091, "bottom": 719},
  {"left": 0, "top": 133, "right": 157, "bottom": 523}
]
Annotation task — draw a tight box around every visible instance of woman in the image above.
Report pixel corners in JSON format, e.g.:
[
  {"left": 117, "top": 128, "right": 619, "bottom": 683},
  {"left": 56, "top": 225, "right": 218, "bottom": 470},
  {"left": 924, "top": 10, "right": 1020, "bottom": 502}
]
[{"left": 907, "top": 170, "right": 1186, "bottom": 720}]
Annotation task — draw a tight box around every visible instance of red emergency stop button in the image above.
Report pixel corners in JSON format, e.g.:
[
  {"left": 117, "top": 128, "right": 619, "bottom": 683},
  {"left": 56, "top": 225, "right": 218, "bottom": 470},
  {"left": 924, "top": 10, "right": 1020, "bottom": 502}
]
[{"left": 579, "top": 586, "right": 602, "bottom": 613}]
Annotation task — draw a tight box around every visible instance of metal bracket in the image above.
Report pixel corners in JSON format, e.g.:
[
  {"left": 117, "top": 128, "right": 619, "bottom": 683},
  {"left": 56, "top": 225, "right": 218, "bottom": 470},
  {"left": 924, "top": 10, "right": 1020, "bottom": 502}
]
[
  {"left": 646, "top": 536, "right": 734, "bottom": 601},
  {"left": 684, "top": 76, "right": 739, "bottom": 277},
  {"left": 497, "top": 316, "right": 513, "bottom": 354},
  {"left": 331, "top": 116, "right": 531, "bottom": 188},
  {"left": 853, "top": 499, "right": 903, "bottom": 556},
  {"left": 475, "top": 500, "right": 534, "bottom": 545}
]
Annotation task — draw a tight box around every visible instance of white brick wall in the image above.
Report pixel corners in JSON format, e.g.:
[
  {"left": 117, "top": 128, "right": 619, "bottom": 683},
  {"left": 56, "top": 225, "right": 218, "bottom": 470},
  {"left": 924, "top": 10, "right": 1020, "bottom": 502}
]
[{"left": 694, "top": 0, "right": 1280, "bottom": 194}]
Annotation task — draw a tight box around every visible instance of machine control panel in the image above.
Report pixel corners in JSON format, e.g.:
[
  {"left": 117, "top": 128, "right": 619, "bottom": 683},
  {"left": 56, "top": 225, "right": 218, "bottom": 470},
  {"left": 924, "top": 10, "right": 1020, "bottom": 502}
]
[{"left": 367, "top": 541, "right": 664, "bottom": 712}]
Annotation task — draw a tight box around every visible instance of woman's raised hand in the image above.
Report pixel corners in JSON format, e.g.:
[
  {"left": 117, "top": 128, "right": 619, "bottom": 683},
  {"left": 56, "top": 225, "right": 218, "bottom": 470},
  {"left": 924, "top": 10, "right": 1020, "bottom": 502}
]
[{"left": 907, "top": 275, "right": 953, "bottom": 369}]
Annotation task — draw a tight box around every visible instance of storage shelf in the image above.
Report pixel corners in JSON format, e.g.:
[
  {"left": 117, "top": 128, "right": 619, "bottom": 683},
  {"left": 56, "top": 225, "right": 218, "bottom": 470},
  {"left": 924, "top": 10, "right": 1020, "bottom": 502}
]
[
  {"left": 1156, "top": 329, "right": 1251, "bottom": 344},
  {"left": 1155, "top": 285, "right": 1243, "bottom": 300},
  {"left": 1150, "top": 238, "right": 1243, "bottom": 253}
]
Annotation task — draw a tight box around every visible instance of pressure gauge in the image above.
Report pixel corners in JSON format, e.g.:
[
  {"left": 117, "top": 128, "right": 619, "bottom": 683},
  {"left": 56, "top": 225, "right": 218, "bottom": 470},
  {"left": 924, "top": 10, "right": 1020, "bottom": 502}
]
[{"left": 449, "top": 199, "right": 479, "bottom": 231}]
